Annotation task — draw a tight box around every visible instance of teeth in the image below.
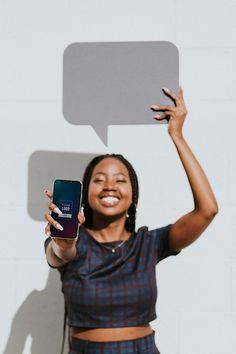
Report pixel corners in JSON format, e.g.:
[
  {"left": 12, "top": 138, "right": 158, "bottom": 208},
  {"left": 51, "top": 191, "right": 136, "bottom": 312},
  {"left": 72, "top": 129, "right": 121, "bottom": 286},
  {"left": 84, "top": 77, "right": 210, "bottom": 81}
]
[
  {"left": 101, "top": 196, "right": 119, "bottom": 205},
  {"left": 102, "top": 196, "right": 119, "bottom": 201}
]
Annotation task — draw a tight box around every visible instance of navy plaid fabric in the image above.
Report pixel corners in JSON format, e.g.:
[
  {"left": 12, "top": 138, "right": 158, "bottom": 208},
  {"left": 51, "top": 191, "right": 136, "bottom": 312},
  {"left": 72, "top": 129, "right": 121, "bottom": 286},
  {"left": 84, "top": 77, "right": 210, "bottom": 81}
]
[
  {"left": 45, "top": 224, "right": 180, "bottom": 328},
  {"left": 69, "top": 331, "right": 160, "bottom": 354}
]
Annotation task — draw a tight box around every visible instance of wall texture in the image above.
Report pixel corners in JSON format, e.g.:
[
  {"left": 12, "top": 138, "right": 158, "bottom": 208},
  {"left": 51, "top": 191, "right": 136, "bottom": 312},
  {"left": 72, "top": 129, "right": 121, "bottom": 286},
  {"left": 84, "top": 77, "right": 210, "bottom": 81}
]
[{"left": 0, "top": 1, "right": 235, "bottom": 353}]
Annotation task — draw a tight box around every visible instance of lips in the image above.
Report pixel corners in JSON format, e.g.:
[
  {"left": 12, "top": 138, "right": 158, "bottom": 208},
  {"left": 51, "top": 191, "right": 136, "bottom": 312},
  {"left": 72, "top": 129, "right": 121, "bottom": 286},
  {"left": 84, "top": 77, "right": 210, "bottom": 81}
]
[{"left": 99, "top": 195, "right": 120, "bottom": 206}]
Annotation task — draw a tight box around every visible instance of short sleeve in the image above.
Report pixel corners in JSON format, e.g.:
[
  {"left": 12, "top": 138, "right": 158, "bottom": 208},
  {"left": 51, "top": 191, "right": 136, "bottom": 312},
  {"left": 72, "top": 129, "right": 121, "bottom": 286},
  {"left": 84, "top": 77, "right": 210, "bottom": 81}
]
[{"left": 150, "top": 224, "right": 181, "bottom": 264}]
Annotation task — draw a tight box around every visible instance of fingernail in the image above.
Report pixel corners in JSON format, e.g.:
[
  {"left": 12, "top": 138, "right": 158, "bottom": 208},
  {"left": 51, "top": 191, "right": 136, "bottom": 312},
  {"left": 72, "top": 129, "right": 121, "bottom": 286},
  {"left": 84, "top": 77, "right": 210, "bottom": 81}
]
[
  {"left": 56, "top": 223, "right": 64, "bottom": 231},
  {"left": 46, "top": 231, "right": 51, "bottom": 237},
  {"left": 150, "top": 105, "right": 159, "bottom": 110},
  {"left": 154, "top": 115, "right": 161, "bottom": 119},
  {"left": 54, "top": 207, "right": 63, "bottom": 215},
  {"left": 162, "top": 87, "right": 170, "bottom": 93}
]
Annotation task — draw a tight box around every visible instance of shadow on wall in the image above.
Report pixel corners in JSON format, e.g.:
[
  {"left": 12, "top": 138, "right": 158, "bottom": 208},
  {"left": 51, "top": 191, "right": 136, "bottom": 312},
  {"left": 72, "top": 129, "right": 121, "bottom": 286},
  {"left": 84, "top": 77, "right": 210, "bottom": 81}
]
[
  {"left": 3, "top": 269, "right": 69, "bottom": 354},
  {"left": 28, "top": 151, "right": 98, "bottom": 221},
  {"left": 4, "top": 151, "right": 99, "bottom": 353}
]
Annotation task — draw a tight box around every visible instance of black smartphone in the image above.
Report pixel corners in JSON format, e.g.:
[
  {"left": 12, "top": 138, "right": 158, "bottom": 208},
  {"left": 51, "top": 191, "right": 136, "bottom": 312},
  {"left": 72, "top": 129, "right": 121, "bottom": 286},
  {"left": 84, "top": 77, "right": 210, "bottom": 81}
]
[{"left": 50, "top": 179, "right": 82, "bottom": 239}]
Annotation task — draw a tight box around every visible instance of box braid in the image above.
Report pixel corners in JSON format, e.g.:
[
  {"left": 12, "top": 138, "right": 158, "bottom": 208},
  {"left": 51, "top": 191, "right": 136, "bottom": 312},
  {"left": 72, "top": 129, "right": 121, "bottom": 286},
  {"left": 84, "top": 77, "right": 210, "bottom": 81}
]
[{"left": 82, "top": 154, "right": 139, "bottom": 232}]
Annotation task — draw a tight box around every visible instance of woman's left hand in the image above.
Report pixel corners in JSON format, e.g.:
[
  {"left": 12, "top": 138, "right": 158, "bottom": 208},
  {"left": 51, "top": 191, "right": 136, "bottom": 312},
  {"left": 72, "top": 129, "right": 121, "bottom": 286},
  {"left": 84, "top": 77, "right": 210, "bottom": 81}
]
[{"left": 150, "top": 87, "right": 187, "bottom": 137}]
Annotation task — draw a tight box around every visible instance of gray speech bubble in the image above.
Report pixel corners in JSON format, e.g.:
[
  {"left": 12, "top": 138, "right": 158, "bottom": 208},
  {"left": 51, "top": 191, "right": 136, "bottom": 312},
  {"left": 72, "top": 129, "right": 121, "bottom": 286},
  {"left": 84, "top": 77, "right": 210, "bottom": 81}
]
[{"left": 63, "top": 41, "right": 179, "bottom": 145}]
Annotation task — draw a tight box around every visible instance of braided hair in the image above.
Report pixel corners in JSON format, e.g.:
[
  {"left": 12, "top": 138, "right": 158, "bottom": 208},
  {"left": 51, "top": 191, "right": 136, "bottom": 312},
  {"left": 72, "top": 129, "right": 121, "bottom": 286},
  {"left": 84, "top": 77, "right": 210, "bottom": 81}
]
[{"left": 82, "top": 154, "right": 139, "bottom": 233}]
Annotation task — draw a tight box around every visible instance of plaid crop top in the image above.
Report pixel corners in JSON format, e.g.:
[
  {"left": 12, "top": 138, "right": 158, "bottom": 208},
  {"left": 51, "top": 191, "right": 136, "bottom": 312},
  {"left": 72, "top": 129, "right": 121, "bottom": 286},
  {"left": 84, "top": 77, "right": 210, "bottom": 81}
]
[{"left": 45, "top": 224, "right": 181, "bottom": 328}]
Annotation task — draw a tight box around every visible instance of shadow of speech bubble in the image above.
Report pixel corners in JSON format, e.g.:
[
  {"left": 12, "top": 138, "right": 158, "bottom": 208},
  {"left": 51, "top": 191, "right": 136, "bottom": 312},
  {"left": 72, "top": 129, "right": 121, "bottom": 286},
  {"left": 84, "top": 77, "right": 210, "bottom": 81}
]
[
  {"left": 28, "top": 151, "right": 98, "bottom": 221},
  {"left": 63, "top": 41, "right": 179, "bottom": 145}
]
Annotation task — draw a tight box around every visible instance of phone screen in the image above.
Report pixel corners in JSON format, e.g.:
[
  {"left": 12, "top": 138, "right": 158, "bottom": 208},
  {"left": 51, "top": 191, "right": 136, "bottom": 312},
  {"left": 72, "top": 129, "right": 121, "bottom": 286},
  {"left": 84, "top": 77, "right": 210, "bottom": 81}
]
[{"left": 50, "top": 179, "right": 82, "bottom": 239}]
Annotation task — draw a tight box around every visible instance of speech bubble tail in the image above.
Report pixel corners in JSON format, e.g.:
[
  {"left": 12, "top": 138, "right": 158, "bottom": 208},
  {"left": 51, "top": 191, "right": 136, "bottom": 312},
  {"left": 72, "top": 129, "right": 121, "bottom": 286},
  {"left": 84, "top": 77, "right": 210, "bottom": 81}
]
[{"left": 92, "top": 125, "right": 108, "bottom": 146}]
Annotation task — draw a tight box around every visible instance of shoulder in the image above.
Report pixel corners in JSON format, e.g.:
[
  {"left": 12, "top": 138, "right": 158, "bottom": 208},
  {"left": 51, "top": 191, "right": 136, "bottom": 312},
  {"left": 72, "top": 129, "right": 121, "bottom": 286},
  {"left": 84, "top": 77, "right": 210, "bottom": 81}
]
[
  {"left": 136, "top": 224, "right": 172, "bottom": 236},
  {"left": 135, "top": 224, "right": 180, "bottom": 263},
  {"left": 135, "top": 224, "right": 172, "bottom": 247}
]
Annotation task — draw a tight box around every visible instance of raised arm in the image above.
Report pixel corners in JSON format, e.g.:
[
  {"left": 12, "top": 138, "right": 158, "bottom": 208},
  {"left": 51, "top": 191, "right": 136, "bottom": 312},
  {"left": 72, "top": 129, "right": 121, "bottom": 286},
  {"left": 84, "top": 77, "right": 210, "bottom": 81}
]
[{"left": 150, "top": 88, "right": 219, "bottom": 252}]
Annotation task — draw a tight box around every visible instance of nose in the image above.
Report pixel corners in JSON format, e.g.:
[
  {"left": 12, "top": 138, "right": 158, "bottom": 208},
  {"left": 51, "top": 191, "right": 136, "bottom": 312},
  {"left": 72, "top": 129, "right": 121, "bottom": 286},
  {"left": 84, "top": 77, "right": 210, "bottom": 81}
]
[{"left": 102, "top": 180, "right": 117, "bottom": 191}]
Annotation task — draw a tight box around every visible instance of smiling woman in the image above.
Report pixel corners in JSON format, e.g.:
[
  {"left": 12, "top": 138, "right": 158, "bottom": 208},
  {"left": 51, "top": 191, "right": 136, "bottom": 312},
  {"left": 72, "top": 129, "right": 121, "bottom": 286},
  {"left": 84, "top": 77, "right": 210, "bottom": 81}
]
[
  {"left": 44, "top": 88, "right": 218, "bottom": 354},
  {"left": 86, "top": 157, "right": 133, "bottom": 240},
  {"left": 82, "top": 154, "right": 139, "bottom": 236}
]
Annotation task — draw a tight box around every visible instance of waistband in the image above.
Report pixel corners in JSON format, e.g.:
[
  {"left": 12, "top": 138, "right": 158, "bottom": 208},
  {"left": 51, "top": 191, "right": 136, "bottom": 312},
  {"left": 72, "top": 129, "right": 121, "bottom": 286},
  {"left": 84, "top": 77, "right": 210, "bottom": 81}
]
[{"left": 70, "top": 330, "right": 157, "bottom": 353}]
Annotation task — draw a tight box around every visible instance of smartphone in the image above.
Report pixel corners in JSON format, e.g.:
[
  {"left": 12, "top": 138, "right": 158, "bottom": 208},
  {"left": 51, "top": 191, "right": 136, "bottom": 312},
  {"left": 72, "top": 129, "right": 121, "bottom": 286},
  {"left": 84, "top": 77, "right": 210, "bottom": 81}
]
[{"left": 50, "top": 179, "right": 82, "bottom": 239}]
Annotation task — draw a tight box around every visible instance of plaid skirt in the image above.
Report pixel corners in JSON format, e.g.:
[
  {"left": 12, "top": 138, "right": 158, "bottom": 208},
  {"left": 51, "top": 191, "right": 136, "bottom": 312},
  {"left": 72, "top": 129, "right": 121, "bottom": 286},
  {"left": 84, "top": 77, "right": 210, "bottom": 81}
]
[{"left": 68, "top": 330, "right": 160, "bottom": 354}]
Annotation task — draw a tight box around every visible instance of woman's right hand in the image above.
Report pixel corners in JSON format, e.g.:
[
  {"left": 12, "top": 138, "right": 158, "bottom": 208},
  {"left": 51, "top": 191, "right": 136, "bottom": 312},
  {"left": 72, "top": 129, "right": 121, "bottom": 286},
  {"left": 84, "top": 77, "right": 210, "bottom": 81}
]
[{"left": 44, "top": 190, "right": 85, "bottom": 250}]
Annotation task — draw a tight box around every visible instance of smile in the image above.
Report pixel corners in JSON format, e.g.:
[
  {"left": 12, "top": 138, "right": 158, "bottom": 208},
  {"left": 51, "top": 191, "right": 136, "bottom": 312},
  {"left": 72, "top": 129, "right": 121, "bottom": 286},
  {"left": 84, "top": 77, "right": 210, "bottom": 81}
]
[{"left": 100, "top": 196, "right": 120, "bottom": 206}]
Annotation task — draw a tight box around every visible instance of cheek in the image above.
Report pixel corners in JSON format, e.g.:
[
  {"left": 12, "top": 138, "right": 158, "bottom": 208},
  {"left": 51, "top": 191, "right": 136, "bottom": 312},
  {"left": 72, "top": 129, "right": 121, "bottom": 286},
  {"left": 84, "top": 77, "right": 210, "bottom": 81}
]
[
  {"left": 125, "top": 186, "right": 133, "bottom": 203},
  {"left": 87, "top": 185, "right": 96, "bottom": 205}
]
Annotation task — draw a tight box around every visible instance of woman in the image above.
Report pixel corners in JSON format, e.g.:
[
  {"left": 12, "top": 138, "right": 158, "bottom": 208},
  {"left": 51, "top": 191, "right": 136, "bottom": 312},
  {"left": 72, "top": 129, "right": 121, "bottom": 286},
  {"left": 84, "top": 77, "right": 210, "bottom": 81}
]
[{"left": 44, "top": 88, "right": 218, "bottom": 354}]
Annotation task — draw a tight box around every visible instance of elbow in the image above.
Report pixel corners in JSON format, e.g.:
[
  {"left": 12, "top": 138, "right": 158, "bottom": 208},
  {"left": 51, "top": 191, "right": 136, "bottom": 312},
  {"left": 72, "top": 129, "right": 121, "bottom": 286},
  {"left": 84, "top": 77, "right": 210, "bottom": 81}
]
[
  {"left": 195, "top": 203, "right": 219, "bottom": 220},
  {"left": 204, "top": 204, "right": 219, "bottom": 219},
  {"left": 213, "top": 205, "right": 219, "bottom": 215},
  {"left": 210, "top": 202, "right": 219, "bottom": 216}
]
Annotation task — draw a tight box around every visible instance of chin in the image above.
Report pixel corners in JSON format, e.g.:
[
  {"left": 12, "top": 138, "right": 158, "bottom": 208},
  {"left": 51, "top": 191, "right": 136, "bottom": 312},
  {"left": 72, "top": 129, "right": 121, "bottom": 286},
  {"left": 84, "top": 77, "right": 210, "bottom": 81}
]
[{"left": 95, "top": 209, "right": 126, "bottom": 220}]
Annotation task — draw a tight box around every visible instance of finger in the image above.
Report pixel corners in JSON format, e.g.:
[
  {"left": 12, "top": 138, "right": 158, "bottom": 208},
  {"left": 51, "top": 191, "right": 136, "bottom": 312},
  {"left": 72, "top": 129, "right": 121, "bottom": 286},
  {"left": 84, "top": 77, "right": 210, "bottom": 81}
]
[
  {"left": 153, "top": 112, "right": 170, "bottom": 120},
  {"left": 45, "top": 213, "right": 64, "bottom": 231},
  {"left": 150, "top": 105, "right": 175, "bottom": 112},
  {"left": 178, "top": 86, "right": 185, "bottom": 104},
  {"left": 162, "top": 87, "right": 180, "bottom": 105},
  {"left": 45, "top": 190, "right": 53, "bottom": 199},
  {"left": 48, "top": 202, "right": 62, "bottom": 215},
  {"left": 45, "top": 223, "right": 51, "bottom": 237},
  {"left": 78, "top": 206, "right": 86, "bottom": 224},
  {"left": 156, "top": 110, "right": 173, "bottom": 116}
]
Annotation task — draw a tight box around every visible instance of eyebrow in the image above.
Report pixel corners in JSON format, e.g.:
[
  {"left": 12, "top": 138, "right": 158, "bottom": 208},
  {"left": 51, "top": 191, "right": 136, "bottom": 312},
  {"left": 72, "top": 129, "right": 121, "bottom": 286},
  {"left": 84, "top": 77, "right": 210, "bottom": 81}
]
[{"left": 93, "top": 172, "right": 128, "bottom": 178}]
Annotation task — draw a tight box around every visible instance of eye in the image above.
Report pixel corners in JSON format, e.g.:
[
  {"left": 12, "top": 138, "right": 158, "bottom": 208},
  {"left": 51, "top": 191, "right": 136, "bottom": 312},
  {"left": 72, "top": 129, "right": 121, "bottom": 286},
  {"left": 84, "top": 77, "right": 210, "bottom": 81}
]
[
  {"left": 93, "top": 178, "right": 105, "bottom": 183},
  {"left": 116, "top": 179, "right": 127, "bottom": 183}
]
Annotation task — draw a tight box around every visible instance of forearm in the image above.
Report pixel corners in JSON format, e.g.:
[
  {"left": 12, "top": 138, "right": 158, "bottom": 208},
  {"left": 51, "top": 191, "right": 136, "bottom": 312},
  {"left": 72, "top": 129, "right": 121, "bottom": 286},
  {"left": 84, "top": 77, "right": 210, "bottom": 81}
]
[
  {"left": 152, "top": 88, "right": 218, "bottom": 250},
  {"left": 46, "top": 239, "right": 77, "bottom": 267},
  {"left": 170, "top": 132, "right": 218, "bottom": 217}
]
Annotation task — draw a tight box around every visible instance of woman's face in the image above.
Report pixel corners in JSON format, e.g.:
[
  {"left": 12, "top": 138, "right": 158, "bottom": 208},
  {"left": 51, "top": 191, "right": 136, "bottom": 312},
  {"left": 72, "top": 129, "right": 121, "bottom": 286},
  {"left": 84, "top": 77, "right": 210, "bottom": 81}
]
[{"left": 88, "top": 158, "right": 132, "bottom": 219}]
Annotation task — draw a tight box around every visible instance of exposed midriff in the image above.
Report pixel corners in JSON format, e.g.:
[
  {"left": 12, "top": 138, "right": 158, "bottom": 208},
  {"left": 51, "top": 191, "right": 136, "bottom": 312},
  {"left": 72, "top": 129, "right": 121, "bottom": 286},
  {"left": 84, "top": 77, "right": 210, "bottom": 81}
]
[{"left": 71, "top": 324, "right": 153, "bottom": 341}]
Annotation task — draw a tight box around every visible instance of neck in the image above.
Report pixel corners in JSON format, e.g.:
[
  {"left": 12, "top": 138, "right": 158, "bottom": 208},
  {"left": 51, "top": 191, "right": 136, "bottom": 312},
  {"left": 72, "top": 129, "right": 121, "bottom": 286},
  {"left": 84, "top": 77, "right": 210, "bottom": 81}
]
[{"left": 88, "top": 215, "right": 130, "bottom": 243}]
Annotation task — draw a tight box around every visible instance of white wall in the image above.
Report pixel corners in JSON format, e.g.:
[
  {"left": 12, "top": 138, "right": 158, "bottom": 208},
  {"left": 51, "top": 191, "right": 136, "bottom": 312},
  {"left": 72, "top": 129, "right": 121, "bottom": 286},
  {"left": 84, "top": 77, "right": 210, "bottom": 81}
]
[{"left": 1, "top": 1, "right": 235, "bottom": 353}]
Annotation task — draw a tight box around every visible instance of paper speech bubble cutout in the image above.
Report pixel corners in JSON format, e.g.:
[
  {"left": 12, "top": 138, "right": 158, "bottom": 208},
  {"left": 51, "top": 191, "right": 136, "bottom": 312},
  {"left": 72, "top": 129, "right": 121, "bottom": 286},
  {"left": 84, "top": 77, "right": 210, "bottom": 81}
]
[{"left": 63, "top": 41, "right": 179, "bottom": 145}]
